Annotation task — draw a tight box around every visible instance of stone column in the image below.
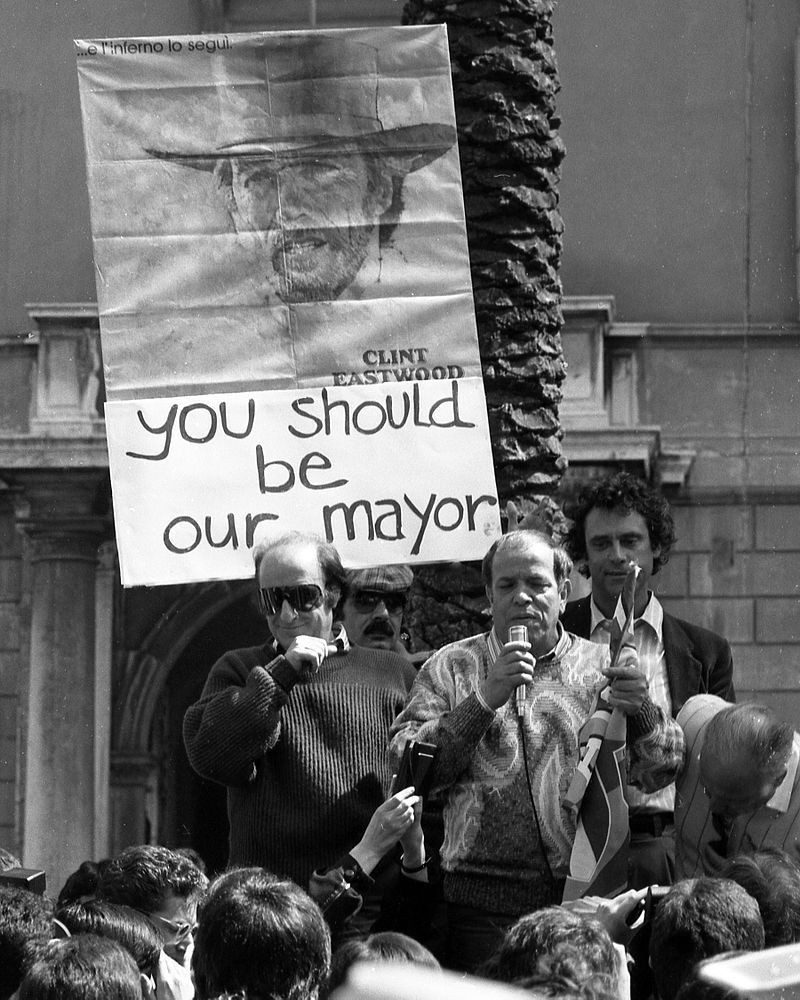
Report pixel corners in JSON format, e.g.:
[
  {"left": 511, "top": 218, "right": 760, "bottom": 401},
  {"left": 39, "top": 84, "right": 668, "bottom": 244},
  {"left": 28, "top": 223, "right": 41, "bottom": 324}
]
[
  {"left": 94, "top": 541, "right": 117, "bottom": 859},
  {"left": 15, "top": 470, "right": 110, "bottom": 893},
  {"left": 110, "top": 753, "right": 159, "bottom": 854}
]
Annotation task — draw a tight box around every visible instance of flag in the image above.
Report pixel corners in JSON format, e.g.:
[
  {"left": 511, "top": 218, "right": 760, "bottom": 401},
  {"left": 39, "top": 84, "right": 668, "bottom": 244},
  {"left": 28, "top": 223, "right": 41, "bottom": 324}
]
[{"left": 562, "top": 564, "right": 640, "bottom": 900}]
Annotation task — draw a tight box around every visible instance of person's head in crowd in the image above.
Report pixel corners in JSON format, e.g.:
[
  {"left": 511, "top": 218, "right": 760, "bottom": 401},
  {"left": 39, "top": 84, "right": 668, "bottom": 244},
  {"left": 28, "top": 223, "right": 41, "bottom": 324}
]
[
  {"left": 0, "top": 847, "right": 22, "bottom": 872},
  {"left": 565, "top": 472, "right": 675, "bottom": 617},
  {"left": 721, "top": 848, "right": 800, "bottom": 946},
  {"left": 172, "top": 846, "right": 208, "bottom": 876},
  {"left": 699, "top": 703, "right": 794, "bottom": 818},
  {"left": 253, "top": 530, "right": 347, "bottom": 650},
  {"left": 0, "top": 885, "right": 54, "bottom": 1000},
  {"left": 649, "top": 878, "right": 765, "bottom": 1000},
  {"left": 192, "top": 867, "right": 330, "bottom": 1000},
  {"left": 511, "top": 965, "right": 618, "bottom": 1000},
  {"left": 331, "top": 961, "right": 552, "bottom": 1000},
  {"left": 339, "top": 565, "right": 413, "bottom": 653},
  {"left": 480, "top": 907, "right": 618, "bottom": 991},
  {"left": 57, "top": 859, "right": 110, "bottom": 906},
  {"left": 17, "top": 934, "right": 141, "bottom": 1000},
  {"left": 328, "top": 931, "right": 440, "bottom": 993},
  {"left": 98, "top": 844, "right": 206, "bottom": 969},
  {"left": 481, "top": 530, "right": 572, "bottom": 657},
  {"left": 54, "top": 899, "right": 161, "bottom": 978}
]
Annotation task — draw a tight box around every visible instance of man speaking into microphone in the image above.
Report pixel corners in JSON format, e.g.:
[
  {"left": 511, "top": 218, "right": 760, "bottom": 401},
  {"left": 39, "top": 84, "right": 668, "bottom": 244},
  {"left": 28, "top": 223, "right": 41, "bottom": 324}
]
[
  {"left": 390, "top": 529, "right": 682, "bottom": 972},
  {"left": 184, "top": 529, "right": 415, "bottom": 898}
]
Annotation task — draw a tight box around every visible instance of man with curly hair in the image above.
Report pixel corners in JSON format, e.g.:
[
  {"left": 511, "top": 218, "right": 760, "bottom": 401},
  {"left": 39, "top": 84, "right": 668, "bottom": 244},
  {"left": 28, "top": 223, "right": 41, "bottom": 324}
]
[
  {"left": 561, "top": 472, "right": 734, "bottom": 887},
  {"left": 0, "top": 885, "right": 53, "bottom": 1000},
  {"left": 98, "top": 844, "right": 206, "bottom": 997}
]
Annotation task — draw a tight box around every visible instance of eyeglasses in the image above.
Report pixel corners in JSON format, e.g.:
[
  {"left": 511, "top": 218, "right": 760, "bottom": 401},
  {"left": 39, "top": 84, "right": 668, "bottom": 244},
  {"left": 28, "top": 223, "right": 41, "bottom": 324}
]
[
  {"left": 149, "top": 912, "right": 198, "bottom": 940},
  {"left": 257, "top": 584, "right": 325, "bottom": 617},
  {"left": 350, "top": 589, "right": 408, "bottom": 614}
]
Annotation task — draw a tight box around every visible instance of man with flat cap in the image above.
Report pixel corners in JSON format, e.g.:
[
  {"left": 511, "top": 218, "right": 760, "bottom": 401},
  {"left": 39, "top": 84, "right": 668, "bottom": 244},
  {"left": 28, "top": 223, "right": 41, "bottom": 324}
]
[{"left": 339, "top": 564, "right": 415, "bottom": 660}]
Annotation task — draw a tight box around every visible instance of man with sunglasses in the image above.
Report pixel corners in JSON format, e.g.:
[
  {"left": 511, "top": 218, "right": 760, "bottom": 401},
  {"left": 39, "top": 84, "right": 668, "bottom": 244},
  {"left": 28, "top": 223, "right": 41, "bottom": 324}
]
[
  {"left": 339, "top": 565, "right": 414, "bottom": 658},
  {"left": 183, "top": 531, "right": 416, "bottom": 927}
]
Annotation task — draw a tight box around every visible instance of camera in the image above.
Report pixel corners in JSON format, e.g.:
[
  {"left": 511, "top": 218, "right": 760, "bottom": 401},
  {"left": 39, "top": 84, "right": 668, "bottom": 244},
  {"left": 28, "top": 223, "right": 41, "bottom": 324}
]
[
  {"left": 625, "top": 883, "right": 670, "bottom": 927},
  {"left": 392, "top": 740, "right": 438, "bottom": 797},
  {"left": 0, "top": 868, "right": 47, "bottom": 894}
]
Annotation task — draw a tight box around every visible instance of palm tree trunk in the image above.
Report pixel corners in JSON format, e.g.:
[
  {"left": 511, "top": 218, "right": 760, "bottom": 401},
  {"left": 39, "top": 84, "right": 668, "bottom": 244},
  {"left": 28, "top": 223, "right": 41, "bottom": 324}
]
[{"left": 405, "top": 0, "right": 566, "bottom": 528}]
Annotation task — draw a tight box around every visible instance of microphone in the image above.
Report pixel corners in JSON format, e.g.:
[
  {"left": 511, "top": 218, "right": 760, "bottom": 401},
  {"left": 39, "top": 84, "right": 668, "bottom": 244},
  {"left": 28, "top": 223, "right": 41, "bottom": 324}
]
[{"left": 509, "top": 625, "right": 533, "bottom": 717}]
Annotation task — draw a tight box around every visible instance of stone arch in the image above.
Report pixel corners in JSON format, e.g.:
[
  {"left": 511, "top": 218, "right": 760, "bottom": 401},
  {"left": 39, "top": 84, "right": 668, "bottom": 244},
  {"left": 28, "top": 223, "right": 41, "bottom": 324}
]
[
  {"left": 113, "top": 579, "right": 252, "bottom": 755},
  {"left": 109, "top": 579, "right": 256, "bottom": 855}
]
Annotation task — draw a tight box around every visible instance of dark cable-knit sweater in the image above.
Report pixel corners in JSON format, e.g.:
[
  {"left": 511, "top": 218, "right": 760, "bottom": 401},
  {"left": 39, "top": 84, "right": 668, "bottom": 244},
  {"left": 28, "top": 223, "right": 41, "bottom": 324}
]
[{"left": 183, "top": 642, "right": 415, "bottom": 886}]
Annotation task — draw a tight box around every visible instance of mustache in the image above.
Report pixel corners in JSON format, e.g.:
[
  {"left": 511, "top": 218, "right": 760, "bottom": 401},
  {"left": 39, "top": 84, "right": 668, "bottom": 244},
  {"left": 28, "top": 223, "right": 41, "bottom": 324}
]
[
  {"left": 275, "top": 224, "right": 373, "bottom": 255},
  {"left": 363, "top": 619, "right": 396, "bottom": 637}
]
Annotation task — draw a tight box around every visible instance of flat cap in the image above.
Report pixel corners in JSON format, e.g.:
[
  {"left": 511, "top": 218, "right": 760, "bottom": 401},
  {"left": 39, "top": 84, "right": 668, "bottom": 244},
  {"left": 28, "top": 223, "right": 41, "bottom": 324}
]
[{"left": 346, "top": 564, "right": 414, "bottom": 593}]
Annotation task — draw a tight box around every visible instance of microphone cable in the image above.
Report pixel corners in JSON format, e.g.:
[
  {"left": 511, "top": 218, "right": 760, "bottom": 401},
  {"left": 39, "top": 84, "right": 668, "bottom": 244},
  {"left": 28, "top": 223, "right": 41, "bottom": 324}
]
[
  {"left": 506, "top": 626, "right": 556, "bottom": 891},
  {"left": 518, "top": 708, "right": 557, "bottom": 891}
]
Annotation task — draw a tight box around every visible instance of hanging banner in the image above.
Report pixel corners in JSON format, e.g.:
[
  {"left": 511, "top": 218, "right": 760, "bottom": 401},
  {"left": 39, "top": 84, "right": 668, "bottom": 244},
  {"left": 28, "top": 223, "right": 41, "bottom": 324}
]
[{"left": 75, "top": 26, "right": 501, "bottom": 585}]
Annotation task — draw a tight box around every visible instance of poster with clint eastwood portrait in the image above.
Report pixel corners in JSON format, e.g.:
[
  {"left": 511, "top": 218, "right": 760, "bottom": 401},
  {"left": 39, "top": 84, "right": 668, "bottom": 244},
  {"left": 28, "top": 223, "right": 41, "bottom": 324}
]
[{"left": 75, "top": 25, "right": 501, "bottom": 586}]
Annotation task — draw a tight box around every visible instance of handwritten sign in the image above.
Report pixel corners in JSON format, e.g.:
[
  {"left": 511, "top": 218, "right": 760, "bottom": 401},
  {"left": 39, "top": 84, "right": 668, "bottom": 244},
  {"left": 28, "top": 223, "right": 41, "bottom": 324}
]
[
  {"left": 107, "top": 379, "right": 498, "bottom": 585},
  {"left": 75, "top": 27, "right": 501, "bottom": 584}
]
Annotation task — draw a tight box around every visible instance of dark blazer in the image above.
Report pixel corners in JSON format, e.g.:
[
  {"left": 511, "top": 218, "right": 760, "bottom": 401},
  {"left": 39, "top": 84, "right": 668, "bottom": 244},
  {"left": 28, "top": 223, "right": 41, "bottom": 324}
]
[{"left": 560, "top": 595, "right": 735, "bottom": 714}]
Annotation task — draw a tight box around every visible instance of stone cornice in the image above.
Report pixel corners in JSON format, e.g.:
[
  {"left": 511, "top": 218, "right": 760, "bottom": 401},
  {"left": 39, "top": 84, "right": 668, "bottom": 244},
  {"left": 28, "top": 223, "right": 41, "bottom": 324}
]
[
  {"left": 562, "top": 295, "right": 615, "bottom": 321},
  {"left": 25, "top": 302, "right": 98, "bottom": 321},
  {"left": 608, "top": 322, "right": 800, "bottom": 340},
  {"left": 3, "top": 467, "right": 111, "bottom": 535},
  {"left": 0, "top": 437, "right": 108, "bottom": 471}
]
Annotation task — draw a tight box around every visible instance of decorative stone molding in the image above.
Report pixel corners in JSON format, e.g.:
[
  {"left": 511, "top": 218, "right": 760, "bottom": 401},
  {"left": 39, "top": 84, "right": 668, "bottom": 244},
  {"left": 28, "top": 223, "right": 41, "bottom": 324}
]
[
  {"left": 561, "top": 297, "right": 695, "bottom": 488},
  {"left": 560, "top": 296, "right": 614, "bottom": 428},
  {"left": 113, "top": 651, "right": 166, "bottom": 754},
  {"left": 657, "top": 450, "right": 697, "bottom": 490},
  {"left": 9, "top": 469, "right": 111, "bottom": 555},
  {"left": 25, "top": 304, "right": 104, "bottom": 438}
]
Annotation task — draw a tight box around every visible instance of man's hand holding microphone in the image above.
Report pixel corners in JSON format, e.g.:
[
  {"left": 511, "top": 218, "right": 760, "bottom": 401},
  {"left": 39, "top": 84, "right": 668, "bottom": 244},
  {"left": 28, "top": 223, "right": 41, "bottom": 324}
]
[
  {"left": 284, "top": 635, "right": 339, "bottom": 677},
  {"left": 480, "top": 626, "right": 536, "bottom": 713}
]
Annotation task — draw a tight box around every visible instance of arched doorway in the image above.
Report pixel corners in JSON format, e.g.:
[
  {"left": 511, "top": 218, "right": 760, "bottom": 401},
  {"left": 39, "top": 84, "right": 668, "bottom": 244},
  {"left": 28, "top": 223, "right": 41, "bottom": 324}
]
[{"left": 157, "top": 591, "right": 267, "bottom": 875}]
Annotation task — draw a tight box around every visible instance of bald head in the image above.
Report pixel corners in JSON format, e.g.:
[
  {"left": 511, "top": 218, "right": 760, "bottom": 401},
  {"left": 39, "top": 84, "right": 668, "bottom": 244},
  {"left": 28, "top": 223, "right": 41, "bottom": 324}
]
[{"left": 700, "top": 703, "right": 794, "bottom": 817}]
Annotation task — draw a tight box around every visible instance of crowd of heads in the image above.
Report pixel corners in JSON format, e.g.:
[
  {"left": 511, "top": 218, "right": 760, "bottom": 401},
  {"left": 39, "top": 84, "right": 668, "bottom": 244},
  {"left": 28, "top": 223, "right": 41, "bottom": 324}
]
[{"left": 2, "top": 841, "right": 800, "bottom": 999}]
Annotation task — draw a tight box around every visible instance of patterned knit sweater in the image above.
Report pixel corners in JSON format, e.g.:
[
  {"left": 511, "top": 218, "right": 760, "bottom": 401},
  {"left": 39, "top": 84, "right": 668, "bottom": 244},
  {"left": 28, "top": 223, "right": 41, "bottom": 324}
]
[
  {"left": 183, "top": 642, "right": 415, "bottom": 886},
  {"left": 389, "top": 628, "right": 677, "bottom": 917}
]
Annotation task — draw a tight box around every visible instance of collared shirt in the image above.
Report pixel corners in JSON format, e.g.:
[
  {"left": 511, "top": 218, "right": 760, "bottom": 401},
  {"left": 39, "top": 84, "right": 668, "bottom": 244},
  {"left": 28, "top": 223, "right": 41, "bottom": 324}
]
[
  {"left": 765, "top": 739, "right": 800, "bottom": 814},
  {"left": 589, "top": 593, "right": 675, "bottom": 814}
]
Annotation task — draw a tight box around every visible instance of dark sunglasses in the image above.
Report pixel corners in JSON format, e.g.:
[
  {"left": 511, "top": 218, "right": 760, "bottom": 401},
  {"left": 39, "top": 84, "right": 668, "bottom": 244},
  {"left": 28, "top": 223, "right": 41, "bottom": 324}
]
[
  {"left": 257, "top": 584, "right": 325, "bottom": 617},
  {"left": 350, "top": 589, "right": 408, "bottom": 614}
]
